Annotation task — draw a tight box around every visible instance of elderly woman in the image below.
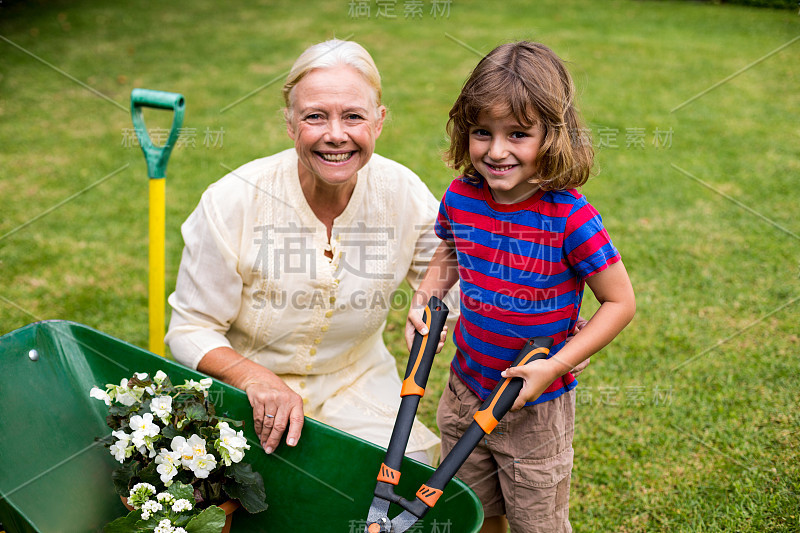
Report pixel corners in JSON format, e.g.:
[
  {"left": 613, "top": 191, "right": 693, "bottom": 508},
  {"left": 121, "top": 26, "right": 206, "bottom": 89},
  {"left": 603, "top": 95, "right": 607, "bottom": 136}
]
[{"left": 165, "top": 40, "right": 453, "bottom": 464}]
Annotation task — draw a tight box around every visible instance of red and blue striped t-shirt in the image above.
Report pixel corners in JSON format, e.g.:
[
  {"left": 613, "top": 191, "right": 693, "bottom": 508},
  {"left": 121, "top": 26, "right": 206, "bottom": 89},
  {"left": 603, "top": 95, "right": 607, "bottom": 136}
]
[{"left": 436, "top": 177, "right": 621, "bottom": 405}]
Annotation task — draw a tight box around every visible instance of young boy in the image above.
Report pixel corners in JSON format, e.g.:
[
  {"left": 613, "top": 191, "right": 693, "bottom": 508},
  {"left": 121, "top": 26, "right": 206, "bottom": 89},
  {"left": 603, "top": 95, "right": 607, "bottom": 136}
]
[{"left": 406, "top": 41, "right": 635, "bottom": 532}]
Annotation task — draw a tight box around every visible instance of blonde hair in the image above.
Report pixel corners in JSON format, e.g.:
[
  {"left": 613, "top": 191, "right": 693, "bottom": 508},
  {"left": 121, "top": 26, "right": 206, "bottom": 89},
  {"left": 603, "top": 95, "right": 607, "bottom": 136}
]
[
  {"left": 445, "top": 41, "right": 594, "bottom": 191},
  {"left": 282, "top": 39, "right": 383, "bottom": 115}
]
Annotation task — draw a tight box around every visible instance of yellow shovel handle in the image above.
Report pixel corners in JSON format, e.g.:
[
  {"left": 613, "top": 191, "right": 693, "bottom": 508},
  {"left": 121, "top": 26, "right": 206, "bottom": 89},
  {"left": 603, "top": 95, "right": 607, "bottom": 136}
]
[{"left": 149, "top": 178, "right": 166, "bottom": 356}]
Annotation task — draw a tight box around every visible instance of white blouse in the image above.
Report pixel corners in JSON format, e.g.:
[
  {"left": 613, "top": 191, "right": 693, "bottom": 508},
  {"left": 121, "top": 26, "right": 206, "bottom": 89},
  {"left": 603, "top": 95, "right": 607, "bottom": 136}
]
[{"left": 166, "top": 149, "right": 457, "bottom": 459}]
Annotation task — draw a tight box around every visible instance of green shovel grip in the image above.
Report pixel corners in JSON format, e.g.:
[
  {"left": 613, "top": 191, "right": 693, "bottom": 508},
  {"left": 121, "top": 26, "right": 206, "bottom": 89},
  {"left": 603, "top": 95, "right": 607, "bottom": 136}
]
[{"left": 130, "top": 88, "right": 185, "bottom": 179}]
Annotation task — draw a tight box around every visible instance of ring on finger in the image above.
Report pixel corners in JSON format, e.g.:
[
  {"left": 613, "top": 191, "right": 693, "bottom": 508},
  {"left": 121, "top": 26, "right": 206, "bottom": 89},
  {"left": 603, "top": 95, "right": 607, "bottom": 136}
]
[{"left": 265, "top": 414, "right": 275, "bottom": 419}]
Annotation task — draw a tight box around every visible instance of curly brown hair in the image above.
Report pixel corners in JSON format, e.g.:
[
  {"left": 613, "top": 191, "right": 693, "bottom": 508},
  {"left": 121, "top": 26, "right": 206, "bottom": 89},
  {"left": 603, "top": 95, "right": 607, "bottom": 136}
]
[{"left": 445, "top": 41, "right": 594, "bottom": 191}]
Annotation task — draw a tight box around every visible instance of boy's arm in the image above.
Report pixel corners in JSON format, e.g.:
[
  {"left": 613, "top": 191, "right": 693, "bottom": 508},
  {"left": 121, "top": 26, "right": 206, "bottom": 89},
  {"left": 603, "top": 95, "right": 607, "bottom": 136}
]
[
  {"left": 503, "top": 260, "right": 636, "bottom": 410},
  {"left": 405, "top": 240, "right": 460, "bottom": 351}
]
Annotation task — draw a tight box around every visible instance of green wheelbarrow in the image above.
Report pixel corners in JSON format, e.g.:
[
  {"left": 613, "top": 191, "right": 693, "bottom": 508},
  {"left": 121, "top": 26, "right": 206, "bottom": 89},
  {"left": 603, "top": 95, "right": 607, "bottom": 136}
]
[{"left": 0, "top": 321, "right": 483, "bottom": 532}]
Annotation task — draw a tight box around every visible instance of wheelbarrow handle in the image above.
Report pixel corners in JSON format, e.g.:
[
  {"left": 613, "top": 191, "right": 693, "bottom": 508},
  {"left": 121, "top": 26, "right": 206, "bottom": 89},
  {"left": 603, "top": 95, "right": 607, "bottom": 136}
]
[
  {"left": 130, "top": 88, "right": 185, "bottom": 179},
  {"left": 381, "top": 297, "right": 449, "bottom": 474}
]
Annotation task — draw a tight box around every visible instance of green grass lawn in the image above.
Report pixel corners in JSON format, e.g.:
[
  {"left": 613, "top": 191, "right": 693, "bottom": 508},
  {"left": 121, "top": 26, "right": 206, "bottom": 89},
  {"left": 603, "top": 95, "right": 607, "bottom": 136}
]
[{"left": 1, "top": 1, "right": 799, "bottom": 531}]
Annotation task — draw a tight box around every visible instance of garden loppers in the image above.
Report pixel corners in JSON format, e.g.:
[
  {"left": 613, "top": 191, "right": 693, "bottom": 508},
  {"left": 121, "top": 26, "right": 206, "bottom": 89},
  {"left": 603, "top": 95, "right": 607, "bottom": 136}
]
[{"left": 365, "top": 332, "right": 554, "bottom": 533}]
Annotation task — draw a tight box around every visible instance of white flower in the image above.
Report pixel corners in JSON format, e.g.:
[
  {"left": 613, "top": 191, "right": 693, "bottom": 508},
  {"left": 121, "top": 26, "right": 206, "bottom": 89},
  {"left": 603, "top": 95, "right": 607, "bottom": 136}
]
[
  {"left": 128, "top": 483, "right": 156, "bottom": 509},
  {"left": 181, "top": 377, "right": 213, "bottom": 396},
  {"left": 155, "top": 449, "right": 182, "bottom": 485},
  {"left": 112, "top": 429, "right": 131, "bottom": 442},
  {"left": 115, "top": 379, "right": 139, "bottom": 406},
  {"left": 109, "top": 442, "right": 129, "bottom": 462},
  {"left": 134, "top": 372, "right": 149, "bottom": 380},
  {"left": 156, "top": 492, "right": 175, "bottom": 504},
  {"left": 109, "top": 444, "right": 128, "bottom": 463},
  {"left": 217, "top": 422, "right": 250, "bottom": 465},
  {"left": 150, "top": 396, "right": 173, "bottom": 421},
  {"left": 189, "top": 453, "right": 217, "bottom": 478},
  {"left": 171, "top": 435, "right": 187, "bottom": 451},
  {"left": 154, "top": 370, "right": 167, "bottom": 385},
  {"left": 187, "top": 434, "right": 207, "bottom": 457},
  {"left": 129, "top": 413, "right": 160, "bottom": 438},
  {"left": 109, "top": 431, "right": 133, "bottom": 463},
  {"left": 172, "top": 498, "right": 192, "bottom": 513},
  {"left": 130, "top": 413, "right": 161, "bottom": 457},
  {"left": 89, "top": 387, "right": 111, "bottom": 405},
  {"left": 170, "top": 435, "right": 192, "bottom": 467},
  {"left": 154, "top": 518, "right": 173, "bottom": 533},
  {"left": 130, "top": 482, "right": 156, "bottom": 496},
  {"left": 174, "top": 529, "right": 187, "bottom": 533},
  {"left": 171, "top": 434, "right": 209, "bottom": 469},
  {"left": 142, "top": 500, "right": 163, "bottom": 515}
]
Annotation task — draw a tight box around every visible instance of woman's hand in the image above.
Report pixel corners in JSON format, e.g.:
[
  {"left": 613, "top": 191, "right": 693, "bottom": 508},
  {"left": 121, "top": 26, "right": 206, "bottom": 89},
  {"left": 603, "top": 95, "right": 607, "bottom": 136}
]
[
  {"left": 244, "top": 379, "right": 305, "bottom": 455},
  {"left": 198, "top": 347, "right": 305, "bottom": 454}
]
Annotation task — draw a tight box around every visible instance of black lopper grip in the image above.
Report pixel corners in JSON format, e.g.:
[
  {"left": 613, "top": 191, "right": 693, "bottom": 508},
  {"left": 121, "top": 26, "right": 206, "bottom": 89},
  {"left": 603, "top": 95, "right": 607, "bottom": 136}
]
[
  {"left": 381, "top": 297, "right": 449, "bottom": 473},
  {"left": 398, "top": 336, "right": 555, "bottom": 519},
  {"left": 472, "top": 336, "right": 553, "bottom": 434},
  {"left": 401, "top": 296, "right": 449, "bottom": 398}
]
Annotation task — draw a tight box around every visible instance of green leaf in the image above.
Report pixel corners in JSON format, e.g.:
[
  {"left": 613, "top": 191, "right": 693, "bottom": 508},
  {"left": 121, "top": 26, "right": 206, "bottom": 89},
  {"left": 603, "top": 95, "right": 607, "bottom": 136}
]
[
  {"left": 111, "top": 460, "right": 139, "bottom": 496},
  {"left": 217, "top": 416, "right": 243, "bottom": 428},
  {"left": 103, "top": 509, "right": 142, "bottom": 533},
  {"left": 135, "top": 516, "right": 159, "bottom": 530},
  {"left": 105, "top": 414, "right": 123, "bottom": 430},
  {"left": 162, "top": 424, "right": 181, "bottom": 439},
  {"left": 108, "top": 403, "right": 132, "bottom": 417},
  {"left": 173, "top": 514, "right": 192, "bottom": 527},
  {"left": 185, "top": 505, "right": 227, "bottom": 533},
  {"left": 167, "top": 481, "right": 196, "bottom": 501},
  {"left": 223, "top": 463, "right": 268, "bottom": 513},
  {"left": 223, "top": 461, "right": 257, "bottom": 484},
  {"left": 183, "top": 401, "right": 209, "bottom": 422},
  {"left": 137, "top": 460, "right": 160, "bottom": 486}
]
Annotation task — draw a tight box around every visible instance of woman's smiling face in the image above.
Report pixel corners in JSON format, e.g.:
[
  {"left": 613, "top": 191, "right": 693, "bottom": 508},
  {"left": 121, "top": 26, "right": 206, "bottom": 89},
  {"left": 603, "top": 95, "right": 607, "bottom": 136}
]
[{"left": 286, "top": 65, "right": 385, "bottom": 187}]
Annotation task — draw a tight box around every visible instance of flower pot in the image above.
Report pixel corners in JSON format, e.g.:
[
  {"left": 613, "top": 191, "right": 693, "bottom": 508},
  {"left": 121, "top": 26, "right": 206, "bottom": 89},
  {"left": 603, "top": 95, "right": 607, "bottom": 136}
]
[
  {"left": 218, "top": 500, "right": 240, "bottom": 533},
  {"left": 121, "top": 496, "right": 240, "bottom": 532}
]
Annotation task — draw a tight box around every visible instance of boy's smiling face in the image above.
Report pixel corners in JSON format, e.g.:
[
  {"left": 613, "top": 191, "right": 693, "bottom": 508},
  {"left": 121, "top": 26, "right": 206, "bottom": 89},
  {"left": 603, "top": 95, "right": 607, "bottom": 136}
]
[{"left": 468, "top": 107, "right": 545, "bottom": 204}]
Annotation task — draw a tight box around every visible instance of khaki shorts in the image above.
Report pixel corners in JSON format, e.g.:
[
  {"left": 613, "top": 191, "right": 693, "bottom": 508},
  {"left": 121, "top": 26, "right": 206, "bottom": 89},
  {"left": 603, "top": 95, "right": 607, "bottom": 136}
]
[{"left": 437, "top": 370, "right": 576, "bottom": 533}]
